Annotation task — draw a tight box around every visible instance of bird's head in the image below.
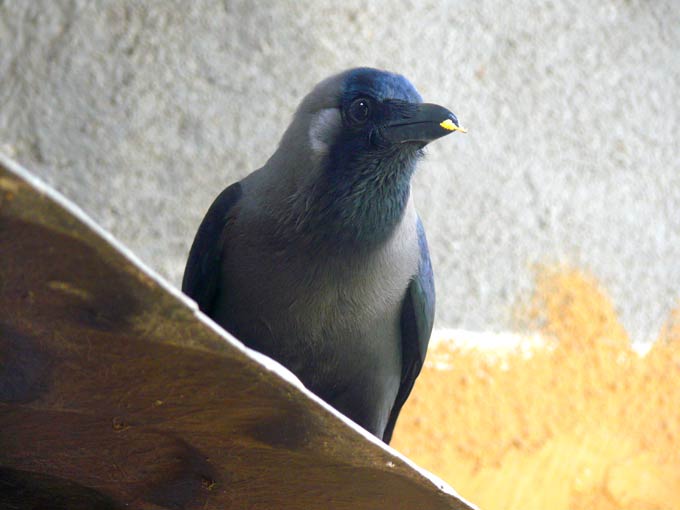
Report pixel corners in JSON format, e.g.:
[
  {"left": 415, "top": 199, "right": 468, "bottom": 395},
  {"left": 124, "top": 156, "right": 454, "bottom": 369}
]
[
  {"left": 294, "top": 67, "right": 465, "bottom": 167},
  {"left": 273, "top": 67, "right": 465, "bottom": 245}
]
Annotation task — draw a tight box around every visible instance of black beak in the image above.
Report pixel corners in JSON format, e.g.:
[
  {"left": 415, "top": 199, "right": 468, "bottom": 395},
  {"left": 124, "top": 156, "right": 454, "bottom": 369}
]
[{"left": 382, "top": 103, "right": 466, "bottom": 145}]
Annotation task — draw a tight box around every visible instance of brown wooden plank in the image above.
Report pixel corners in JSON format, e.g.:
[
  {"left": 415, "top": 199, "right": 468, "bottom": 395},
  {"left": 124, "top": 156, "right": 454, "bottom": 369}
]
[{"left": 0, "top": 154, "right": 475, "bottom": 510}]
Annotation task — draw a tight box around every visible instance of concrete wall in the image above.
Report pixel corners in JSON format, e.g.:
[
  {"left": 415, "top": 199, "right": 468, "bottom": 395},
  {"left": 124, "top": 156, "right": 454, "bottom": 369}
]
[{"left": 1, "top": 0, "right": 679, "bottom": 342}]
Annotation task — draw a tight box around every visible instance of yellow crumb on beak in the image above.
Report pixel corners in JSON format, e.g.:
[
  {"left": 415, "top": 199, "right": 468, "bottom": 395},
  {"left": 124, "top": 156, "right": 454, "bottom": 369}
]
[{"left": 440, "top": 118, "right": 467, "bottom": 133}]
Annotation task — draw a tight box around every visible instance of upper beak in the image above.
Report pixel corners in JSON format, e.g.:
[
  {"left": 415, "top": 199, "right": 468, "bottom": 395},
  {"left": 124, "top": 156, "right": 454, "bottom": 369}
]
[{"left": 382, "top": 103, "right": 466, "bottom": 145}]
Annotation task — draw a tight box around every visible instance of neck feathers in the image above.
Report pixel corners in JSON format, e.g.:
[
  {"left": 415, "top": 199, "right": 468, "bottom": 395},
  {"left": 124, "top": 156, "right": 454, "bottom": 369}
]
[{"left": 287, "top": 148, "right": 419, "bottom": 248}]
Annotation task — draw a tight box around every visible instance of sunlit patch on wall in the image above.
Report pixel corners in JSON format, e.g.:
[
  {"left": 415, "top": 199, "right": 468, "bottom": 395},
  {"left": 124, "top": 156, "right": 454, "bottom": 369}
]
[{"left": 393, "top": 265, "right": 680, "bottom": 510}]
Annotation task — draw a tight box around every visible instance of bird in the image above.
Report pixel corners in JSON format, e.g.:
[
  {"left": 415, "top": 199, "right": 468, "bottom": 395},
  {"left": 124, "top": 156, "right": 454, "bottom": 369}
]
[{"left": 182, "top": 67, "right": 465, "bottom": 443}]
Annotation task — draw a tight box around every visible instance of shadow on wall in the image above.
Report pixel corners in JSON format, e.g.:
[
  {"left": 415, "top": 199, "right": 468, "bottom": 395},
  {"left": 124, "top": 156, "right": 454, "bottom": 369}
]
[{"left": 393, "top": 265, "right": 680, "bottom": 510}]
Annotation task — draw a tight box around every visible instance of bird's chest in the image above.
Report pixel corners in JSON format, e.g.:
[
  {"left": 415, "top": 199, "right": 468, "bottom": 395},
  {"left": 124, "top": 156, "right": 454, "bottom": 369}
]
[
  {"left": 287, "top": 252, "right": 409, "bottom": 334},
  {"left": 241, "top": 242, "right": 412, "bottom": 334},
  {"left": 247, "top": 247, "right": 412, "bottom": 390},
  {"left": 219, "top": 217, "right": 419, "bottom": 361}
]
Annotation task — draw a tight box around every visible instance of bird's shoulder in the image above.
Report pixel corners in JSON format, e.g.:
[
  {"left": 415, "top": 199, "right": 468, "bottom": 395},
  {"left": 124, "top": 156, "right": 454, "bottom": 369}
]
[
  {"left": 407, "top": 217, "right": 436, "bottom": 351},
  {"left": 383, "top": 215, "right": 435, "bottom": 443},
  {"left": 182, "top": 181, "right": 244, "bottom": 313}
]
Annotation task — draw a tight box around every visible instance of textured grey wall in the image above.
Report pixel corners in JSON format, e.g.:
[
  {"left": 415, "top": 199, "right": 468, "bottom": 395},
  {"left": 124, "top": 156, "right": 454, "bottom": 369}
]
[{"left": 1, "top": 0, "right": 679, "bottom": 342}]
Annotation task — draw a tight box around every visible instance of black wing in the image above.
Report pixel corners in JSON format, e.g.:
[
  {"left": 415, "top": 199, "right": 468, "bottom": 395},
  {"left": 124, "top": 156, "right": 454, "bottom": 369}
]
[
  {"left": 182, "top": 183, "right": 242, "bottom": 315},
  {"left": 382, "top": 217, "right": 435, "bottom": 444}
]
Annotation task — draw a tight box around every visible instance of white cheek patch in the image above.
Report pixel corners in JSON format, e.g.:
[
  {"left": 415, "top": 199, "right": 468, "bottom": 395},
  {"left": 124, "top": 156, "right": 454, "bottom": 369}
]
[{"left": 308, "top": 108, "right": 342, "bottom": 157}]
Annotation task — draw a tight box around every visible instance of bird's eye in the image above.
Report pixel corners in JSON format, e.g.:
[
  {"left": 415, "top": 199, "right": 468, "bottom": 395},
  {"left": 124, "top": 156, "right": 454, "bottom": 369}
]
[{"left": 348, "top": 98, "right": 371, "bottom": 124}]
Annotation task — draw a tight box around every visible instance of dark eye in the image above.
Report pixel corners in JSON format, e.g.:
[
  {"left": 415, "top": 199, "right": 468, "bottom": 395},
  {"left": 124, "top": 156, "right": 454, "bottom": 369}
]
[{"left": 348, "top": 98, "right": 371, "bottom": 124}]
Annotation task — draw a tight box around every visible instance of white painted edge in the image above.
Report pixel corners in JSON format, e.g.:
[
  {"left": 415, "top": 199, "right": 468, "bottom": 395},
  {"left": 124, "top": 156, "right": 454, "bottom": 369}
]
[
  {"left": 432, "top": 328, "right": 653, "bottom": 358},
  {"left": 0, "top": 152, "right": 477, "bottom": 509},
  {"left": 431, "top": 328, "right": 548, "bottom": 352}
]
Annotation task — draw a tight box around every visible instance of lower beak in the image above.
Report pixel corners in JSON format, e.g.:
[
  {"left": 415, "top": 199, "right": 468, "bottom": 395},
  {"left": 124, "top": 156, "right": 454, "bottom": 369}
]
[{"left": 383, "top": 103, "right": 466, "bottom": 145}]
